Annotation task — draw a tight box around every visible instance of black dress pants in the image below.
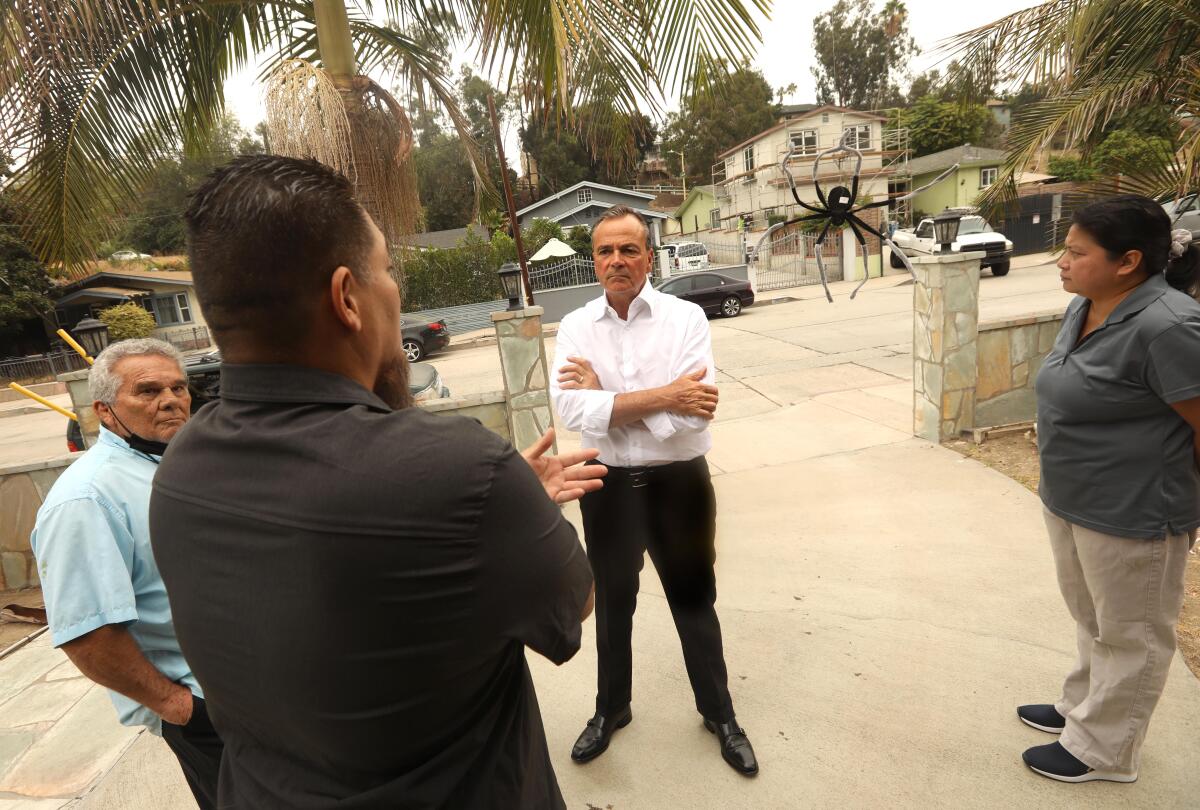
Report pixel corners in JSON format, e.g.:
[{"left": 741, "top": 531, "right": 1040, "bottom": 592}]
[
  {"left": 161, "top": 695, "right": 223, "bottom": 810},
  {"left": 580, "top": 455, "right": 734, "bottom": 723}
]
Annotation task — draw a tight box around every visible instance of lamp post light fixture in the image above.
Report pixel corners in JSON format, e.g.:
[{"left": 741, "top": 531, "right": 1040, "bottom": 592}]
[
  {"left": 932, "top": 209, "right": 963, "bottom": 253},
  {"left": 498, "top": 262, "right": 524, "bottom": 311},
  {"left": 72, "top": 317, "right": 110, "bottom": 359}
]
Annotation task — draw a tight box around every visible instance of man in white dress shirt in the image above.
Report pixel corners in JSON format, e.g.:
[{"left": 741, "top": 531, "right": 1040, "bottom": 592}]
[{"left": 551, "top": 205, "right": 758, "bottom": 777}]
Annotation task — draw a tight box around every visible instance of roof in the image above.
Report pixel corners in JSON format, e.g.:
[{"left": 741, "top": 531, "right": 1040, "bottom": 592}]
[
  {"left": 515, "top": 181, "right": 655, "bottom": 218},
  {"left": 54, "top": 286, "right": 152, "bottom": 307},
  {"left": 907, "top": 144, "right": 1007, "bottom": 176},
  {"left": 717, "top": 106, "right": 888, "bottom": 160},
  {"left": 400, "top": 223, "right": 489, "bottom": 250},
  {"left": 673, "top": 185, "right": 717, "bottom": 218},
  {"left": 546, "top": 200, "right": 671, "bottom": 222},
  {"left": 60, "top": 269, "right": 194, "bottom": 294}
]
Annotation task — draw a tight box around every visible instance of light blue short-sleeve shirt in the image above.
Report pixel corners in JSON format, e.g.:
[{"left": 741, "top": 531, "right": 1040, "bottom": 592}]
[{"left": 30, "top": 427, "right": 201, "bottom": 733}]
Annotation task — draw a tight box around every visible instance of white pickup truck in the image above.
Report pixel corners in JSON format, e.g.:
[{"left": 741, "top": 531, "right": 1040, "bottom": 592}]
[{"left": 889, "top": 213, "right": 1014, "bottom": 276}]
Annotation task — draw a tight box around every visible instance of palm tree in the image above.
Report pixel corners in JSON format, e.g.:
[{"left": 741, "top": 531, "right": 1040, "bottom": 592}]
[
  {"left": 0, "top": 1, "right": 769, "bottom": 276},
  {"left": 948, "top": 0, "right": 1200, "bottom": 206}
]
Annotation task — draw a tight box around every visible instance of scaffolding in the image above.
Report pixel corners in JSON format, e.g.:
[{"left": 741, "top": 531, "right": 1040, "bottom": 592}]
[{"left": 709, "top": 121, "right": 913, "bottom": 233}]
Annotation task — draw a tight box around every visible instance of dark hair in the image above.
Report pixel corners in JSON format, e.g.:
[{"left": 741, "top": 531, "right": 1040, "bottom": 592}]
[
  {"left": 1071, "top": 194, "right": 1199, "bottom": 298},
  {"left": 184, "top": 155, "right": 375, "bottom": 348},
  {"left": 594, "top": 205, "right": 652, "bottom": 248}
]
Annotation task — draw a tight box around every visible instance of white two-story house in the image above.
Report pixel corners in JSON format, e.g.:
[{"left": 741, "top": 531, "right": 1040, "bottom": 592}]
[{"left": 711, "top": 106, "right": 895, "bottom": 237}]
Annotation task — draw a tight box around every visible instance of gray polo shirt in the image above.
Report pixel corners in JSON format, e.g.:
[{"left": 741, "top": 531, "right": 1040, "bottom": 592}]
[{"left": 1036, "top": 273, "right": 1200, "bottom": 539}]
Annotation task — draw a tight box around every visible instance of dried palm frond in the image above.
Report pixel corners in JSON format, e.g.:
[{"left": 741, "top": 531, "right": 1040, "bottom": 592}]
[{"left": 264, "top": 59, "right": 355, "bottom": 182}]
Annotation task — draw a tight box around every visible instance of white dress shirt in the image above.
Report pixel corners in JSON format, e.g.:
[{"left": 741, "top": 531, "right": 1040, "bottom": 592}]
[{"left": 550, "top": 281, "right": 715, "bottom": 467}]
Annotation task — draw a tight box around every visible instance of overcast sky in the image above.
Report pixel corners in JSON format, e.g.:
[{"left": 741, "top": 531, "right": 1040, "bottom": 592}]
[{"left": 223, "top": 1, "right": 1042, "bottom": 162}]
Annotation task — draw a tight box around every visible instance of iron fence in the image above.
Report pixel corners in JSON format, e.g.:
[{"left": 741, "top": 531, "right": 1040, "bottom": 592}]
[
  {"left": 158, "top": 325, "right": 212, "bottom": 352},
  {"left": 753, "top": 229, "right": 843, "bottom": 291},
  {"left": 528, "top": 256, "right": 597, "bottom": 291},
  {"left": 0, "top": 351, "right": 90, "bottom": 384}
]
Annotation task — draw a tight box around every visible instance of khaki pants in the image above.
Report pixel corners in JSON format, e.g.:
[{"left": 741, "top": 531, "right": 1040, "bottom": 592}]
[{"left": 1043, "top": 509, "right": 1189, "bottom": 774}]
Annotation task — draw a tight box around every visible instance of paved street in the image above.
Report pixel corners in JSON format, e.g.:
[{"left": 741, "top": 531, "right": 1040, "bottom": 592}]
[{"left": 3, "top": 257, "right": 1198, "bottom": 808}]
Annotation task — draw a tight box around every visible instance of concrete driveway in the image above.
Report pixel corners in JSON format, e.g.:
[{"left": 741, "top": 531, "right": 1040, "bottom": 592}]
[{"left": 3, "top": 259, "right": 1197, "bottom": 808}]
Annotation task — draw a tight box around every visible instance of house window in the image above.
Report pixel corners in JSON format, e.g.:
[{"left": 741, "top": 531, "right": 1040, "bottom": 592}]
[
  {"left": 710, "top": 208, "right": 721, "bottom": 229},
  {"left": 980, "top": 167, "right": 998, "bottom": 188},
  {"left": 843, "top": 124, "right": 871, "bottom": 150},
  {"left": 150, "top": 291, "right": 194, "bottom": 326},
  {"left": 822, "top": 113, "right": 830, "bottom": 123},
  {"left": 789, "top": 129, "right": 818, "bottom": 156},
  {"left": 724, "top": 157, "right": 734, "bottom": 180},
  {"left": 743, "top": 146, "right": 755, "bottom": 173},
  {"left": 577, "top": 187, "right": 593, "bottom": 204}
]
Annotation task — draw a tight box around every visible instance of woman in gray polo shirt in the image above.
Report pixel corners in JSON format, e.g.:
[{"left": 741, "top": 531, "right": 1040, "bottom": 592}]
[{"left": 1019, "top": 195, "right": 1200, "bottom": 784}]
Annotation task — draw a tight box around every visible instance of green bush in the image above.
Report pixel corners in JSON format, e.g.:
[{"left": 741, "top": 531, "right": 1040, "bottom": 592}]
[
  {"left": 398, "top": 230, "right": 511, "bottom": 311},
  {"left": 565, "top": 225, "right": 592, "bottom": 256},
  {"left": 1047, "top": 156, "right": 1097, "bottom": 182},
  {"left": 99, "top": 302, "right": 157, "bottom": 341}
]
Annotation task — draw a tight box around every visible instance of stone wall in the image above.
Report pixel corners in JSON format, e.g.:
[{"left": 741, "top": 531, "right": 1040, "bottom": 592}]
[
  {"left": 0, "top": 456, "right": 77, "bottom": 589},
  {"left": 419, "top": 392, "right": 510, "bottom": 441},
  {"left": 492, "top": 307, "right": 555, "bottom": 452},
  {"left": 975, "top": 312, "right": 1064, "bottom": 429},
  {"left": 911, "top": 254, "right": 981, "bottom": 442}
]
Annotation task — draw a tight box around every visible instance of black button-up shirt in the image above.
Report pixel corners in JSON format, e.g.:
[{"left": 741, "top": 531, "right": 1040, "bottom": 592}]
[
  {"left": 1036, "top": 274, "right": 1200, "bottom": 539},
  {"left": 150, "top": 364, "right": 591, "bottom": 809}
]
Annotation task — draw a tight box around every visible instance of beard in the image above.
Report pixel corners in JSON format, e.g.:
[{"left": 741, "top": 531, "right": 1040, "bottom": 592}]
[{"left": 373, "top": 352, "right": 413, "bottom": 410}]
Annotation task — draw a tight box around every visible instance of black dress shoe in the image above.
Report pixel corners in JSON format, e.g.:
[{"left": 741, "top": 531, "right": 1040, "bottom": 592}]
[
  {"left": 704, "top": 718, "right": 759, "bottom": 776},
  {"left": 571, "top": 706, "right": 632, "bottom": 763}
]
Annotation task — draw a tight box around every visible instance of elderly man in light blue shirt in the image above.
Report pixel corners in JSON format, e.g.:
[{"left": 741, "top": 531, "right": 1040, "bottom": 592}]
[{"left": 30, "top": 338, "right": 221, "bottom": 809}]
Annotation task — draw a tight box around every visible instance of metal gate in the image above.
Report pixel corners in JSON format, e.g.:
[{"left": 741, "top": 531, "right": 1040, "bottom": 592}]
[{"left": 753, "top": 229, "right": 843, "bottom": 291}]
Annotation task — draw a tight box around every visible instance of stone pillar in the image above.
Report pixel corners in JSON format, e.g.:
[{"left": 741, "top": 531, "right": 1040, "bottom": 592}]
[
  {"left": 911, "top": 252, "right": 983, "bottom": 442},
  {"left": 58, "top": 368, "right": 99, "bottom": 449},
  {"left": 491, "top": 306, "right": 555, "bottom": 453}
]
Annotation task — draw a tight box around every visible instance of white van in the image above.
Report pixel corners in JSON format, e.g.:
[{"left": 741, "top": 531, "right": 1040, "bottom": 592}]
[{"left": 667, "top": 241, "right": 710, "bottom": 272}]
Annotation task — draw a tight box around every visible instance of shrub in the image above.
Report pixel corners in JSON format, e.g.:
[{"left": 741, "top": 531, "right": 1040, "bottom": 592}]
[
  {"left": 1047, "top": 156, "right": 1097, "bottom": 182},
  {"left": 99, "top": 302, "right": 157, "bottom": 341}
]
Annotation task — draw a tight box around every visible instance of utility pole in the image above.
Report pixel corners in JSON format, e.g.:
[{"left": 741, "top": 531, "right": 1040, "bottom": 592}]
[{"left": 671, "top": 149, "right": 687, "bottom": 197}]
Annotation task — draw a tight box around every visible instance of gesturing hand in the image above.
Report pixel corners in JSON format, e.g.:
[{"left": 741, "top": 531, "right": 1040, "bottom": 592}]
[
  {"left": 558, "top": 356, "right": 602, "bottom": 391},
  {"left": 664, "top": 368, "right": 719, "bottom": 420},
  {"left": 521, "top": 428, "right": 608, "bottom": 504}
]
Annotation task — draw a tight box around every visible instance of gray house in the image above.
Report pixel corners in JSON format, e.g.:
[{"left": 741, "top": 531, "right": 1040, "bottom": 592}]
[{"left": 515, "top": 181, "right": 672, "bottom": 244}]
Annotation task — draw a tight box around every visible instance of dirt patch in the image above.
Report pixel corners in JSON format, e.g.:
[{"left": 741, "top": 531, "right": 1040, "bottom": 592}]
[
  {"left": 0, "top": 587, "right": 46, "bottom": 652},
  {"left": 946, "top": 432, "right": 1200, "bottom": 679}
]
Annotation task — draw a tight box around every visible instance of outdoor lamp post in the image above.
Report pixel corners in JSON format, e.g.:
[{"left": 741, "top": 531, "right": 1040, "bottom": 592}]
[
  {"left": 933, "top": 210, "right": 963, "bottom": 252},
  {"left": 72, "top": 317, "right": 110, "bottom": 358},
  {"left": 498, "top": 262, "right": 523, "bottom": 311}
]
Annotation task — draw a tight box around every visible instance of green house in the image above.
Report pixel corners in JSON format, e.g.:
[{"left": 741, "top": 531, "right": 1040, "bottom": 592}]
[
  {"left": 672, "top": 185, "right": 718, "bottom": 236},
  {"left": 906, "top": 144, "right": 1006, "bottom": 221}
]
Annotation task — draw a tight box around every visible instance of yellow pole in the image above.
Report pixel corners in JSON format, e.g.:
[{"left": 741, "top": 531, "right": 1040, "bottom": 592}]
[
  {"left": 55, "top": 329, "right": 94, "bottom": 365},
  {"left": 7, "top": 383, "right": 78, "bottom": 421}
]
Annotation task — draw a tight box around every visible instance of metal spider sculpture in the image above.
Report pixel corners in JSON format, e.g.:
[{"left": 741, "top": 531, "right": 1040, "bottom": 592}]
[{"left": 753, "top": 128, "right": 958, "bottom": 302}]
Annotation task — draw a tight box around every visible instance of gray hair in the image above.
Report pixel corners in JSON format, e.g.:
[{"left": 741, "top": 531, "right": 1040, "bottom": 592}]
[
  {"left": 89, "top": 338, "right": 186, "bottom": 404},
  {"left": 594, "top": 205, "right": 652, "bottom": 249}
]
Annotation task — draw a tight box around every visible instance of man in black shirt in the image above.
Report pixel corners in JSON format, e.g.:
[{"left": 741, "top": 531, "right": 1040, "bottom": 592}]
[{"left": 150, "top": 155, "right": 600, "bottom": 808}]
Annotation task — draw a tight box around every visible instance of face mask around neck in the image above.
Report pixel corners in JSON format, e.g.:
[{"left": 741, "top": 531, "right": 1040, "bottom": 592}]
[{"left": 110, "top": 410, "right": 171, "bottom": 458}]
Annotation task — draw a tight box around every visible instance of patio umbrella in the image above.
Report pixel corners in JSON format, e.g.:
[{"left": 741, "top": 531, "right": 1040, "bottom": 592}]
[{"left": 529, "top": 237, "right": 576, "bottom": 262}]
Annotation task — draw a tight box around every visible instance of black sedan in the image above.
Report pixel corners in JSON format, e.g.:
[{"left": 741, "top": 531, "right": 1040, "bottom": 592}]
[
  {"left": 655, "top": 272, "right": 755, "bottom": 317},
  {"left": 401, "top": 317, "right": 450, "bottom": 362}
]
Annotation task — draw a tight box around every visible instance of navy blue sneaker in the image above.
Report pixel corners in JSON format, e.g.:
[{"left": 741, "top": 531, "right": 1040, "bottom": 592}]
[
  {"left": 1017, "top": 704, "right": 1065, "bottom": 734},
  {"left": 1023, "top": 742, "right": 1136, "bottom": 783}
]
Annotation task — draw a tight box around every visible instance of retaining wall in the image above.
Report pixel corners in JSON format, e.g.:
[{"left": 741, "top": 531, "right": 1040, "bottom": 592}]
[{"left": 974, "top": 312, "right": 1064, "bottom": 429}]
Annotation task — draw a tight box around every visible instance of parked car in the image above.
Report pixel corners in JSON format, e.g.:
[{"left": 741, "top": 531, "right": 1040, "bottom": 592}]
[
  {"left": 655, "top": 272, "right": 754, "bottom": 317},
  {"left": 66, "top": 352, "right": 450, "bottom": 451},
  {"left": 662, "top": 241, "right": 710, "bottom": 273},
  {"left": 1164, "top": 193, "right": 1200, "bottom": 239},
  {"left": 890, "top": 211, "right": 1014, "bottom": 276},
  {"left": 401, "top": 316, "right": 450, "bottom": 362},
  {"left": 109, "top": 250, "right": 152, "bottom": 261}
]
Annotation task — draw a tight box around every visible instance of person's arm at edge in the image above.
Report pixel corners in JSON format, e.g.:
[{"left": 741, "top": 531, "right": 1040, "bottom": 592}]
[{"left": 61, "top": 626, "right": 193, "bottom": 725}]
